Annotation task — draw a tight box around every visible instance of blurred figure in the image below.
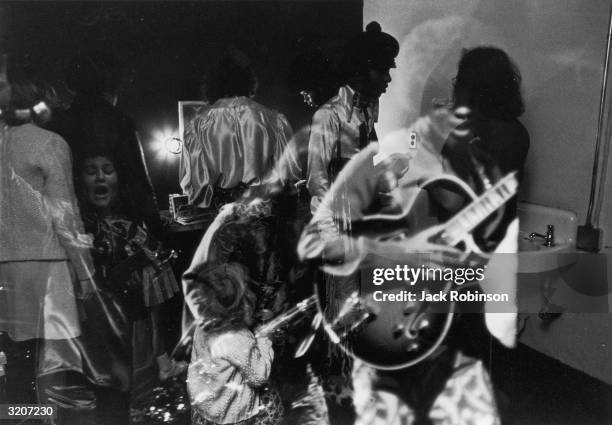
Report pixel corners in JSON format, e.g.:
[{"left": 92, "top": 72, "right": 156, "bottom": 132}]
[
  {"left": 186, "top": 263, "right": 283, "bottom": 425},
  {"left": 306, "top": 21, "right": 399, "bottom": 213},
  {"left": 183, "top": 170, "right": 329, "bottom": 424},
  {"left": 0, "top": 59, "right": 95, "bottom": 404},
  {"left": 448, "top": 46, "right": 529, "bottom": 243},
  {"left": 71, "top": 148, "right": 184, "bottom": 424},
  {"left": 302, "top": 22, "right": 399, "bottom": 424},
  {"left": 180, "top": 49, "right": 301, "bottom": 209},
  {"left": 48, "top": 50, "right": 161, "bottom": 236},
  {"left": 298, "top": 46, "right": 529, "bottom": 425}
]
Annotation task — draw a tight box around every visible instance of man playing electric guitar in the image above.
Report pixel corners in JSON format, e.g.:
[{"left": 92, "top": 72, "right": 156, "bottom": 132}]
[{"left": 298, "top": 105, "right": 520, "bottom": 425}]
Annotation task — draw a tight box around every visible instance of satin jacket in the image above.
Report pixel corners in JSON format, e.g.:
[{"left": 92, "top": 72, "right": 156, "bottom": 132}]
[
  {"left": 180, "top": 97, "right": 301, "bottom": 208},
  {"left": 306, "top": 85, "right": 378, "bottom": 213}
]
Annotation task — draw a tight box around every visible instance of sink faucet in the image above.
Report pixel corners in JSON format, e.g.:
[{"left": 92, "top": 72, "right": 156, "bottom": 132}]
[{"left": 529, "top": 224, "right": 555, "bottom": 247}]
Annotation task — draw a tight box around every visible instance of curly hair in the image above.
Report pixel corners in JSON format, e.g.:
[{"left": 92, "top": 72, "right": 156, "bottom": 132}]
[
  {"left": 453, "top": 46, "right": 524, "bottom": 120},
  {"left": 185, "top": 262, "right": 257, "bottom": 332},
  {"left": 201, "top": 49, "right": 258, "bottom": 103}
]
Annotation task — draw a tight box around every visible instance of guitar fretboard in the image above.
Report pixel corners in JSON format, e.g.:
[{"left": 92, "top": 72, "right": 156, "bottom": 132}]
[
  {"left": 255, "top": 296, "right": 317, "bottom": 336},
  {"left": 439, "top": 172, "right": 519, "bottom": 246}
]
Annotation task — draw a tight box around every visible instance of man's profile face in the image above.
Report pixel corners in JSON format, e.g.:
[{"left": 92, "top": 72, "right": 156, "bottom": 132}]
[{"left": 366, "top": 67, "right": 392, "bottom": 99}]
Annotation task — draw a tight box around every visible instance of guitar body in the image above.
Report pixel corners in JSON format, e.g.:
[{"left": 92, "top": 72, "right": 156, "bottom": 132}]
[
  {"left": 315, "top": 274, "right": 455, "bottom": 370},
  {"left": 314, "top": 172, "right": 518, "bottom": 370}
]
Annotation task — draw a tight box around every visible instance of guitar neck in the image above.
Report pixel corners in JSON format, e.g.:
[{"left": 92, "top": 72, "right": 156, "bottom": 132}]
[
  {"left": 439, "top": 172, "right": 518, "bottom": 246},
  {"left": 255, "top": 296, "right": 317, "bottom": 336}
]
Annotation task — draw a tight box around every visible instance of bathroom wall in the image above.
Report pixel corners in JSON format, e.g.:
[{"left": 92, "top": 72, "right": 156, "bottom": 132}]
[
  {"left": 364, "top": 0, "right": 612, "bottom": 383},
  {"left": 364, "top": 0, "right": 610, "bottom": 227}
]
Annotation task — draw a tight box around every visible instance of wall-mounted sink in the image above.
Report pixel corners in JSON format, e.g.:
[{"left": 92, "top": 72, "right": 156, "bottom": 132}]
[{"left": 517, "top": 202, "right": 579, "bottom": 273}]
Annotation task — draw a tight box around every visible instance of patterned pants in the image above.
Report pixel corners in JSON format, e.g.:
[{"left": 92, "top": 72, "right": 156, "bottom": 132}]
[{"left": 352, "top": 351, "right": 500, "bottom": 425}]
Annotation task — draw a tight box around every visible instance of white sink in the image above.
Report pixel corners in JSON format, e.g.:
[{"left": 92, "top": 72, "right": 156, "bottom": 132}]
[{"left": 517, "top": 202, "right": 579, "bottom": 273}]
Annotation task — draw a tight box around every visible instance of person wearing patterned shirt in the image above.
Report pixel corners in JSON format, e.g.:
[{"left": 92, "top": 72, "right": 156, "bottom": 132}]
[{"left": 306, "top": 22, "right": 399, "bottom": 214}]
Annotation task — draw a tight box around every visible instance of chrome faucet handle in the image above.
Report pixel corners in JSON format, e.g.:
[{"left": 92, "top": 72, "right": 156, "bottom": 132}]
[
  {"left": 528, "top": 225, "right": 555, "bottom": 247},
  {"left": 545, "top": 224, "right": 555, "bottom": 247}
]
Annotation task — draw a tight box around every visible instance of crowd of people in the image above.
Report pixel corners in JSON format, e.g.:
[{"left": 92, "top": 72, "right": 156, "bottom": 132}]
[{"left": 0, "top": 20, "right": 528, "bottom": 425}]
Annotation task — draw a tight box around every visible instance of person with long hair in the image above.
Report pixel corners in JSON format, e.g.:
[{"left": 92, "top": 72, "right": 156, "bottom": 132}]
[
  {"left": 186, "top": 262, "right": 283, "bottom": 425},
  {"left": 448, "top": 46, "right": 529, "bottom": 243},
  {"left": 71, "top": 148, "right": 184, "bottom": 423},
  {"left": 182, "top": 164, "right": 329, "bottom": 424},
  {"left": 47, "top": 50, "right": 162, "bottom": 236},
  {"left": 298, "top": 45, "right": 529, "bottom": 425}
]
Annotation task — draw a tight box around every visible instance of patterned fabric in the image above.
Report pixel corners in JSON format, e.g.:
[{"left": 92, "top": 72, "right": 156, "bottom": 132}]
[
  {"left": 183, "top": 201, "right": 299, "bottom": 329},
  {"left": 191, "top": 386, "right": 284, "bottom": 425},
  {"left": 84, "top": 216, "right": 179, "bottom": 310},
  {"left": 273, "top": 364, "right": 329, "bottom": 425},
  {"left": 188, "top": 328, "right": 274, "bottom": 424},
  {"left": 182, "top": 198, "right": 329, "bottom": 424},
  {"left": 352, "top": 353, "right": 499, "bottom": 425},
  {"left": 142, "top": 267, "right": 180, "bottom": 307},
  {"left": 306, "top": 85, "right": 379, "bottom": 213},
  {"left": 322, "top": 371, "right": 354, "bottom": 408}
]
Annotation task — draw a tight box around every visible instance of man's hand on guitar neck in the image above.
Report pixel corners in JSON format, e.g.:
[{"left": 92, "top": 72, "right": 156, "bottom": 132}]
[
  {"left": 357, "top": 223, "right": 464, "bottom": 268},
  {"left": 310, "top": 222, "right": 464, "bottom": 276}
]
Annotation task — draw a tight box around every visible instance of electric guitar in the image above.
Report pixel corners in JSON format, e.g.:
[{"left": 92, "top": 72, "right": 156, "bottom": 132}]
[
  {"left": 315, "top": 171, "right": 519, "bottom": 370},
  {"left": 256, "top": 295, "right": 318, "bottom": 337}
]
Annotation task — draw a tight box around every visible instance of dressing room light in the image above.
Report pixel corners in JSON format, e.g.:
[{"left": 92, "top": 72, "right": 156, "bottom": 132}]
[
  {"left": 164, "top": 137, "right": 183, "bottom": 154},
  {"left": 149, "top": 126, "right": 181, "bottom": 162}
]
